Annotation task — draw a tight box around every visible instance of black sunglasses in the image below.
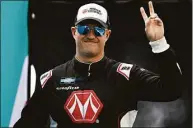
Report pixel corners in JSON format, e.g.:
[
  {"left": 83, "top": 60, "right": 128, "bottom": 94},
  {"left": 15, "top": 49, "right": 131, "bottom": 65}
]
[{"left": 76, "top": 25, "right": 106, "bottom": 37}]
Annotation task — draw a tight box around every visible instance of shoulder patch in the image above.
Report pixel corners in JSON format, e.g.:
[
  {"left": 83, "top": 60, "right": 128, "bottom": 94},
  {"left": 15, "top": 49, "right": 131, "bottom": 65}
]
[
  {"left": 117, "top": 63, "right": 133, "bottom": 80},
  {"left": 40, "top": 70, "right": 52, "bottom": 88}
]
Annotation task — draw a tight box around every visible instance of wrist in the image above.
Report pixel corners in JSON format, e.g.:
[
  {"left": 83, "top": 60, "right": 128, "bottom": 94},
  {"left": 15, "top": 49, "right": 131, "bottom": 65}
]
[{"left": 149, "top": 36, "right": 170, "bottom": 53}]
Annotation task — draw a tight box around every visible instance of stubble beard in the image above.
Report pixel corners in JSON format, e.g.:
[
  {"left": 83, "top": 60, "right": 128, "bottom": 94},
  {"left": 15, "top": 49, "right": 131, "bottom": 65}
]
[{"left": 79, "top": 48, "right": 99, "bottom": 58}]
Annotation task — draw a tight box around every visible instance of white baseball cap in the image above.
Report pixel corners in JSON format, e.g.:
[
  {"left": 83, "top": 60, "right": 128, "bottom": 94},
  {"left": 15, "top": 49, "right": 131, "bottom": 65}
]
[{"left": 75, "top": 3, "right": 110, "bottom": 28}]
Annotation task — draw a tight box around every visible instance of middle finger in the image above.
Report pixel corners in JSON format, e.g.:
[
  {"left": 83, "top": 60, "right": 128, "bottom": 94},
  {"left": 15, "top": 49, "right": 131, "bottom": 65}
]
[{"left": 148, "top": 1, "right": 155, "bottom": 16}]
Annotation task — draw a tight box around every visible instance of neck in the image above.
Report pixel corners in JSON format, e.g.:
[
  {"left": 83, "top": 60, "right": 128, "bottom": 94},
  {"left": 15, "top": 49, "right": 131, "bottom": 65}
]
[{"left": 75, "top": 53, "right": 104, "bottom": 64}]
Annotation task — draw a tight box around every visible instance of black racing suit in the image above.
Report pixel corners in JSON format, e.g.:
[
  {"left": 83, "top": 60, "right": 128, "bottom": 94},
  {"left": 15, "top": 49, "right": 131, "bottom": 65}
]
[{"left": 14, "top": 48, "right": 182, "bottom": 128}]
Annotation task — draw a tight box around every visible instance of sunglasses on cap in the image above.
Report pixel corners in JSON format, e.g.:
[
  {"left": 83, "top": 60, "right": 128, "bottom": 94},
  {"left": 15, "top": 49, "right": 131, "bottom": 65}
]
[{"left": 76, "top": 25, "right": 106, "bottom": 37}]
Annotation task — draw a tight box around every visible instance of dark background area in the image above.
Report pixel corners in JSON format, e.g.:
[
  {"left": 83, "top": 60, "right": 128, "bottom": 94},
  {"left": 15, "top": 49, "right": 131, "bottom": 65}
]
[{"left": 28, "top": 0, "right": 192, "bottom": 127}]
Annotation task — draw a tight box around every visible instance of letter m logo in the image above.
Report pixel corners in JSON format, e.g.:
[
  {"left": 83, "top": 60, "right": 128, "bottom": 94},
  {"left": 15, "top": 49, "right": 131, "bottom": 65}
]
[{"left": 64, "top": 90, "right": 103, "bottom": 123}]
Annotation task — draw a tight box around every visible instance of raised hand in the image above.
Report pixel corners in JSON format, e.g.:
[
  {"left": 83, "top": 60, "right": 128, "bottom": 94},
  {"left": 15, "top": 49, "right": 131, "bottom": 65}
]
[{"left": 140, "top": 1, "right": 164, "bottom": 41}]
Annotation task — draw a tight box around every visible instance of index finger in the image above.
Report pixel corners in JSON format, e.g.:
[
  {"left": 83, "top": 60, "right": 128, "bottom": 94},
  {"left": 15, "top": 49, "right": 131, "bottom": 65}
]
[
  {"left": 140, "top": 7, "right": 148, "bottom": 23},
  {"left": 149, "top": 1, "right": 155, "bottom": 16}
]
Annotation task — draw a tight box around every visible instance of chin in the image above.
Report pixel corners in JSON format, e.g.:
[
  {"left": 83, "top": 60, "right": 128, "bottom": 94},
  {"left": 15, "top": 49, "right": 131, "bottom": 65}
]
[{"left": 82, "top": 51, "right": 99, "bottom": 58}]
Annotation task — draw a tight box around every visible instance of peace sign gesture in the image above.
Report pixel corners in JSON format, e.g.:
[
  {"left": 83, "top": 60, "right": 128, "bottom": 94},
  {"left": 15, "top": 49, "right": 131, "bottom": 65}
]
[{"left": 140, "top": 1, "right": 164, "bottom": 41}]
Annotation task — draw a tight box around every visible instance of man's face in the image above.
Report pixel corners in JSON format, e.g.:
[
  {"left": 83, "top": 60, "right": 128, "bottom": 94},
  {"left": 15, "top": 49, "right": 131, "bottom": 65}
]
[{"left": 71, "top": 23, "right": 111, "bottom": 58}]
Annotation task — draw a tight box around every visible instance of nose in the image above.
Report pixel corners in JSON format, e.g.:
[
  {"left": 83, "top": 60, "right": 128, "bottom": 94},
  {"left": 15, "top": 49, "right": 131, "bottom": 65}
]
[{"left": 86, "top": 29, "right": 95, "bottom": 39}]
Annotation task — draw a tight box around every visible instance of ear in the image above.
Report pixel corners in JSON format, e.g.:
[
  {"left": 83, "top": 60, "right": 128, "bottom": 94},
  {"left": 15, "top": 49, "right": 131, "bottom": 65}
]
[
  {"left": 105, "top": 29, "right": 111, "bottom": 39},
  {"left": 71, "top": 27, "right": 76, "bottom": 38}
]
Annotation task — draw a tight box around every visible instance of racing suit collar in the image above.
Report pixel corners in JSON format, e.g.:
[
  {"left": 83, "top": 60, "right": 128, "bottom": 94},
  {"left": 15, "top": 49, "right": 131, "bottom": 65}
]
[{"left": 73, "top": 56, "right": 107, "bottom": 77}]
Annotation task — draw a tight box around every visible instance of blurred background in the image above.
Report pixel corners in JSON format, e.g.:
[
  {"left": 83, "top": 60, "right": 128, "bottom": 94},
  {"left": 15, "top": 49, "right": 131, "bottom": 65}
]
[{"left": 1, "top": 0, "right": 192, "bottom": 127}]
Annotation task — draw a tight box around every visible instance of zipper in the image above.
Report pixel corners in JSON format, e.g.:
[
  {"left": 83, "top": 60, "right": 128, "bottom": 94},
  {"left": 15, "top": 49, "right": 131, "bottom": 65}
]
[{"left": 88, "top": 63, "right": 92, "bottom": 76}]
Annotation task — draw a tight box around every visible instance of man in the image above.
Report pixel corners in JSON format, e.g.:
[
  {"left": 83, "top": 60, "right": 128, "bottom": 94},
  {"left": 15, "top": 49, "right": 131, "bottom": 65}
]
[{"left": 14, "top": 1, "right": 182, "bottom": 128}]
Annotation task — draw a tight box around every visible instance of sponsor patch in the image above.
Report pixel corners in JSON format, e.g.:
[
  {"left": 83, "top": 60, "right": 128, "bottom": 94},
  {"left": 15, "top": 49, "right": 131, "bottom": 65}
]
[
  {"left": 60, "top": 77, "right": 85, "bottom": 84},
  {"left": 82, "top": 8, "right": 102, "bottom": 15},
  {"left": 60, "top": 77, "right": 76, "bottom": 84},
  {"left": 40, "top": 70, "right": 52, "bottom": 88},
  {"left": 64, "top": 90, "right": 103, "bottom": 123},
  {"left": 56, "top": 86, "right": 80, "bottom": 91},
  {"left": 117, "top": 63, "right": 133, "bottom": 80}
]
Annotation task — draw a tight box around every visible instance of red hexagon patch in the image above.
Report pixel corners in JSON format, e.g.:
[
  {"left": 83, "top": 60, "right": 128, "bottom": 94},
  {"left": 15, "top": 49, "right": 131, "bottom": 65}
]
[{"left": 64, "top": 90, "right": 103, "bottom": 123}]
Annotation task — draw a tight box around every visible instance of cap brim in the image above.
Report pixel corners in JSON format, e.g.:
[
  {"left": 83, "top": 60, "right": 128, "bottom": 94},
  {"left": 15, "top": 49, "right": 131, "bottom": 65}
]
[{"left": 75, "top": 17, "right": 108, "bottom": 28}]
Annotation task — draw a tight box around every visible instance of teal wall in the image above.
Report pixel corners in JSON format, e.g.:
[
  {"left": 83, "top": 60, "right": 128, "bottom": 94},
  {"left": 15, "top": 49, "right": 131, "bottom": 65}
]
[{"left": 1, "top": 1, "right": 28, "bottom": 127}]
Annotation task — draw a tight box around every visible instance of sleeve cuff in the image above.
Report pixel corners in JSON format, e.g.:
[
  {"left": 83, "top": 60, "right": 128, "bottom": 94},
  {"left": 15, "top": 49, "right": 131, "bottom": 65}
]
[{"left": 149, "top": 37, "right": 170, "bottom": 53}]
